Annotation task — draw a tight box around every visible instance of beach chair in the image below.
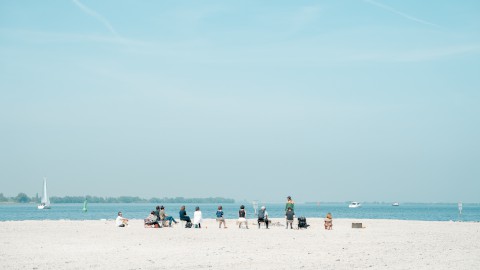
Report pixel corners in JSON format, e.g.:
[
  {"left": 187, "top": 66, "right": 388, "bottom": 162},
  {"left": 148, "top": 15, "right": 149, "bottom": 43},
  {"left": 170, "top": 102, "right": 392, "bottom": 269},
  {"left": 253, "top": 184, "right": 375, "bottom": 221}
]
[
  {"left": 257, "top": 218, "right": 269, "bottom": 229},
  {"left": 159, "top": 218, "right": 170, "bottom": 227}
]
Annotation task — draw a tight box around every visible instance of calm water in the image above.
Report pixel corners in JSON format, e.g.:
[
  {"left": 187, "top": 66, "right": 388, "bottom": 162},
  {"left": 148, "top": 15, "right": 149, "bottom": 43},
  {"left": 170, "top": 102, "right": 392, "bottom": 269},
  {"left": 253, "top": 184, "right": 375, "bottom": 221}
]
[{"left": 1, "top": 203, "right": 479, "bottom": 222}]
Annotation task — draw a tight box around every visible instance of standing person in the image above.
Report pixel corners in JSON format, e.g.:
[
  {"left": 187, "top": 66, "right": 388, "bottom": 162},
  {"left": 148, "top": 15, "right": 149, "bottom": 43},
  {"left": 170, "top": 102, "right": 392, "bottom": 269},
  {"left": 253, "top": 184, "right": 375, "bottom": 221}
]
[
  {"left": 179, "top": 205, "right": 192, "bottom": 227},
  {"left": 285, "top": 207, "right": 295, "bottom": 229},
  {"left": 115, "top": 211, "right": 129, "bottom": 227},
  {"left": 160, "top": 206, "right": 178, "bottom": 227},
  {"left": 193, "top": 206, "right": 203, "bottom": 228},
  {"left": 285, "top": 196, "right": 295, "bottom": 213},
  {"left": 238, "top": 205, "right": 249, "bottom": 229},
  {"left": 257, "top": 206, "right": 269, "bottom": 229},
  {"left": 324, "top": 213, "right": 333, "bottom": 230},
  {"left": 216, "top": 205, "right": 227, "bottom": 229}
]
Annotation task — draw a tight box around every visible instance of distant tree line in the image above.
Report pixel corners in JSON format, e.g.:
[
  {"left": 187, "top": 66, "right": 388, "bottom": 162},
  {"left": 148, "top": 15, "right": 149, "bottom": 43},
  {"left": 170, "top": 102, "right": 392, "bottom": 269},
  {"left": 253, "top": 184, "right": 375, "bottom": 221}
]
[{"left": 0, "top": 193, "right": 234, "bottom": 204}]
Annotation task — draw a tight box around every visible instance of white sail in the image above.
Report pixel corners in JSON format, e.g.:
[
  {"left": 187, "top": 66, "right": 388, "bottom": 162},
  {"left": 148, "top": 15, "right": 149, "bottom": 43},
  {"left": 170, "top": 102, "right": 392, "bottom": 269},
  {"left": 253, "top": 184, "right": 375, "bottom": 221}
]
[{"left": 38, "top": 177, "right": 51, "bottom": 209}]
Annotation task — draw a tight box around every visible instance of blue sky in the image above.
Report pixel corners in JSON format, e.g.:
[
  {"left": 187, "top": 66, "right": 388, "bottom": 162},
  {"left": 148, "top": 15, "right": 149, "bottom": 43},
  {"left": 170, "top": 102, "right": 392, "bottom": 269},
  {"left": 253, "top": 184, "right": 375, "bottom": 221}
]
[{"left": 1, "top": 0, "right": 479, "bottom": 202}]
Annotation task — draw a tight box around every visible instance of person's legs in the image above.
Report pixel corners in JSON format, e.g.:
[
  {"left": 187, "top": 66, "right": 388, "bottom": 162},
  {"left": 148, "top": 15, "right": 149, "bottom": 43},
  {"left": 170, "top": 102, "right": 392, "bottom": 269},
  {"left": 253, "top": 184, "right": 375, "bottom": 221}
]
[
  {"left": 165, "top": 216, "right": 175, "bottom": 226},
  {"left": 168, "top": 216, "right": 178, "bottom": 224}
]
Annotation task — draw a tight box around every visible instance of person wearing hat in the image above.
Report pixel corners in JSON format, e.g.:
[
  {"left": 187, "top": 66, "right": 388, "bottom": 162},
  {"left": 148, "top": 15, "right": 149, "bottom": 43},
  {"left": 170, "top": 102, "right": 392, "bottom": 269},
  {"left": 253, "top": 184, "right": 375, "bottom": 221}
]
[{"left": 257, "top": 205, "right": 269, "bottom": 229}]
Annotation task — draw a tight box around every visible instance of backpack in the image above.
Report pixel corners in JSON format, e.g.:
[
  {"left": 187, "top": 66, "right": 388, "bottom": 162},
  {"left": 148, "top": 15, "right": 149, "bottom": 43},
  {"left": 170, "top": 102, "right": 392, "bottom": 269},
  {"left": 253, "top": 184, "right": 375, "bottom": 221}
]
[
  {"left": 298, "top": 216, "right": 309, "bottom": 228},
  {"left": 185, "top": 222, "right": 192, "bottom": 228},
  {"left": 216, "top": 210, "right": 223, "bottom": 218},
  {"left": 258, "top": 209, "right": 265, "bottom": 219}
]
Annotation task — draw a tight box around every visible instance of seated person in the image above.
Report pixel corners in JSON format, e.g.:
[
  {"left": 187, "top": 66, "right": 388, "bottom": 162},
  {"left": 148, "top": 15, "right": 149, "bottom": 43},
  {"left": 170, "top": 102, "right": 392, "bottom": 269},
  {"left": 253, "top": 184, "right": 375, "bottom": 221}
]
[
  {"left": 160, "top": 206, "right": 178, "bottom": 227},
  {"left": 216, "top": 205, "right": 227, "bottom": 228},
  {"left": 179, "top": 205, "right": 192, "bottom": 224},
  {"left": 193, "top": 206, "right": 202, "bottom": 228},
  {"left": 145, "top": 211, "right": 160, "bottom": 228},
  {"left": 285, "top": 207, "right": 295, "bottom": 229},
  {"left": 115, "top": 211, "right": 128, "bottom": 227},
  {"left": 257, "top": 206, "right": 269, "bottom": 229},
  {"left": 237, "top": 205, "right": 249, "bottom": 229},
  {"left": 324, "top": 212, "right": 333, "bottom": 230}
]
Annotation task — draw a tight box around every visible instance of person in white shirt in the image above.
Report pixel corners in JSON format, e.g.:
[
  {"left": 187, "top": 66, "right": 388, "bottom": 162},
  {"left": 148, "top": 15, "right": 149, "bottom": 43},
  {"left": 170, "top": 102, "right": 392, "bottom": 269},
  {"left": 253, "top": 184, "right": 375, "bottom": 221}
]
[
  {"left": 193, "top": 206, "right": 203, "bottom": 228},
  {"left": 115, "top": 211, "right": 128, "bottom": 227}
]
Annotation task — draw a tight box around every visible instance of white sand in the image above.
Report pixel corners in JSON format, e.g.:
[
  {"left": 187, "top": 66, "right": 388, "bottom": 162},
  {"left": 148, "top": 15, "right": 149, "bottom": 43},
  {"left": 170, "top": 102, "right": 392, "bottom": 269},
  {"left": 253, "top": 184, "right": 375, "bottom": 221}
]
[{"left": 1, "top": 218, "right": 479, "bottom": 269}]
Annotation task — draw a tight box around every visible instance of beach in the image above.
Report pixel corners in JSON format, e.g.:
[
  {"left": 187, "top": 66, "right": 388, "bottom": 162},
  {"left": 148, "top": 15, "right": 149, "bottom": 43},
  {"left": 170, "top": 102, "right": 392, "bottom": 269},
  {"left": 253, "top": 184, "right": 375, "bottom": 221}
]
[{"left": 1, "top": 218, "right": 479, "bottom": 269}]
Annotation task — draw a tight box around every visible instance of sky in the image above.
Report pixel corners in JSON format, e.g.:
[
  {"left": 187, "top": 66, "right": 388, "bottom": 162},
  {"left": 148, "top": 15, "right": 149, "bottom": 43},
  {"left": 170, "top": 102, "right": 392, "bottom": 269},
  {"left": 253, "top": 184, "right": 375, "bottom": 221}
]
[{"left": 1, "top": 0, "right": 479, "bottom": 203}]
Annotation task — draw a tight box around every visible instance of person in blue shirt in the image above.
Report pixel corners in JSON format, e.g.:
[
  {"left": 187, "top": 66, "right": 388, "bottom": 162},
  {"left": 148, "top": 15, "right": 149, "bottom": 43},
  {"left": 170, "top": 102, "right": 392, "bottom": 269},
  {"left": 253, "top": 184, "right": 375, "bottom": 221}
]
[
  {"left": 179, "top": 205, "right": 191, "bottom": 223},
  {"left": 216, "top": 205, "right": 227, "bottom": 228}
]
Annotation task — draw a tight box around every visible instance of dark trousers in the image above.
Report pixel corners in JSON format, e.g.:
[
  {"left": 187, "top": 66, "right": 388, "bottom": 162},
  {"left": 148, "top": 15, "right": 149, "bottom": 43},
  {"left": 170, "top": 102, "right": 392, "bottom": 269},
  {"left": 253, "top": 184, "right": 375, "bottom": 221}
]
[
  {"left": 181, "top": 216, "right": 191, "bottom": 223},
  {"left": 258, "top": 218, "right": 269, "bottom": 228}
]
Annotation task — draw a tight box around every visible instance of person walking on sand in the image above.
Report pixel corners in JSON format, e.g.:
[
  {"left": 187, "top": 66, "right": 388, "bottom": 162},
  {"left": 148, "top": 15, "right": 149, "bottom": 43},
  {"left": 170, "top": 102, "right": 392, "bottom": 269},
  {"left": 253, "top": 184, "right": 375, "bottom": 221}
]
[
  {"left": 238, "top": 205, "right": 249, "bottom": 229},
  {"left": 285, "top": 196, "right": 295, "bottom": 213},
  {"left": 285, "top": 207, "right": 295, "bottom": 229},
  {"left": 193, "top": 206, "right": 203, "bottom": 228},
  {"left": 324, "top": 212, "right": 333, "bottom": 230},
  {"left": 216, "top": 205, "right": 227, "bottom": 228},
  {"left": 115, "top": 211, "right": 129, "bottom": 227}
]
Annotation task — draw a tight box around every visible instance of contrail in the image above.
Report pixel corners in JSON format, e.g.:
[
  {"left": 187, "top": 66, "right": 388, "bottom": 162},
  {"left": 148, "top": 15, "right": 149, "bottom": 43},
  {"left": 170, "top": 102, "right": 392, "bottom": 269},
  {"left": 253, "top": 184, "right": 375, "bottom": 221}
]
[
  {"left": 72, "top": 0, "right": 119, "bottom": 36},
  {"left": 364, "top": 0, "right": 440, "bottom": 28}
]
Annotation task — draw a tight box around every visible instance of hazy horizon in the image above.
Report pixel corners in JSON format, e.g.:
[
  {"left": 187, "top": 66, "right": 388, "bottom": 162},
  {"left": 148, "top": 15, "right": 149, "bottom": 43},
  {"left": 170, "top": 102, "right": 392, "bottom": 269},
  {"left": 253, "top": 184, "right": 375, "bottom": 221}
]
[{"left": 1, "top": 1, "right": 479, "bottom": 203}]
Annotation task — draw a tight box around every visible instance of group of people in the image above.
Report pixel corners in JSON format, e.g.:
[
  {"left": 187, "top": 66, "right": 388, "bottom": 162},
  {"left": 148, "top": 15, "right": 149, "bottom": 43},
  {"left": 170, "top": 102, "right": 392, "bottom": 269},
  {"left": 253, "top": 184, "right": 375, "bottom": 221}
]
[{"left": 115, "top": 196, "right": 333, "bottom": 230}]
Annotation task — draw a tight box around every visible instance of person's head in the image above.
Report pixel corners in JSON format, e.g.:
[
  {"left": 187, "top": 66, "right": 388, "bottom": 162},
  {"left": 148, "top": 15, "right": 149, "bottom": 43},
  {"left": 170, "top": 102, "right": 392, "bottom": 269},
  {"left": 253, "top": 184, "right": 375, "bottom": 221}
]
[
  {"left": 156, "top": 205, "right": 160, "bottom": 210},
  {"left": 160, "top": 206, "right": 165, "bottom": 210},
  {"left": 326, "top": 213, "right": 332, "bottom": 219},
  {"left": 218, "top": 205, "right": 222, "bottom": 210},
  {"left": 118, "top": 211, "right": 122, "bottom": 216},
  {"left": 180, "top": 205, "right": 185, "bottom": 210},
  {"left": 287, "top": 207, "right": 292, "bottom": 211},
  {"left": 195, "top": 206, "right": 200, "bottom": 211},
  {"left": 151, "top": 211, "right": 155, "bottom": 215},
  {"left": 240, "top": 205, "right": 245, "bottom": 209},
  {"left": 287, "top": 196, "right": 292, "bottom": 201},
  {"left": 261, "top": 206, "right": 266, "bottom": 210}
]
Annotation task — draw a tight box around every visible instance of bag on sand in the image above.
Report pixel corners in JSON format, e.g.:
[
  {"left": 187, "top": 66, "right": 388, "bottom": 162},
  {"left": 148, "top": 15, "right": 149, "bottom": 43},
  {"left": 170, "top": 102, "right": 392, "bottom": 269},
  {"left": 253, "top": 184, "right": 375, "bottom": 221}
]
[
  {"left": 185, "top": 222, "right": 193, "bottom": 228},
  {"left": 298, "top": 217, "right": 309, "bottom": 228}
]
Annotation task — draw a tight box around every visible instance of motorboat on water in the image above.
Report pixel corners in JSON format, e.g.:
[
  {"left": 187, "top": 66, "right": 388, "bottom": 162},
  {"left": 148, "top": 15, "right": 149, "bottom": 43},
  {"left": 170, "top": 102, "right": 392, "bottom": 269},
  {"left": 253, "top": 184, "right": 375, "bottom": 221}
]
[
  {"left": 348, "top": 202, "right": 361, "bottom": 208},
  {"left": 392, "top": 202, "right": 400, "bottom": 206}
]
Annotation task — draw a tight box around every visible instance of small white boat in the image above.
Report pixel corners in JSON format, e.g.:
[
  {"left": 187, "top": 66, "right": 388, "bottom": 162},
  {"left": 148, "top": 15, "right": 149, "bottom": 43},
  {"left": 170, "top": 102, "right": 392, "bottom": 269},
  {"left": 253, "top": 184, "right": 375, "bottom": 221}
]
[
  {"left": 349, "top": 202, "right": 361, "bottom": 208},
  {"left": 37, "top": 178, "right": 51, "bottom": 210},
  {"left": 392, "top": 202, "right": 400, "bottom": 206}
]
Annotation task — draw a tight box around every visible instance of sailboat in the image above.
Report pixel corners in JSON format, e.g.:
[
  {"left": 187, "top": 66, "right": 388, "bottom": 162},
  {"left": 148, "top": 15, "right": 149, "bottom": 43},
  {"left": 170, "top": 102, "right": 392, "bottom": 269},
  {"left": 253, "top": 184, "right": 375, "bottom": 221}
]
[
  {"left": 37, "top": 178, "right": 51, "bottom": 209},
  {"left": 82, "top": 199, "right": 88, "bottom": 212}
]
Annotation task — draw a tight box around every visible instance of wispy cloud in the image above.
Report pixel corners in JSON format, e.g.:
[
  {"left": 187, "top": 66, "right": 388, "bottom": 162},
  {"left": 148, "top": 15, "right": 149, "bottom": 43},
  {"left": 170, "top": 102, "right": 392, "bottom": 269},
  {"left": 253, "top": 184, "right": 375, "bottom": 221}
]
[
  {"left": 0, "top": 28, "right": 149, "bottom": 48},
  {"left": 72, "top": 0, "right": 119, "bottom": 37},
  {"left": 363, "top": 0, "right": 441, "bottom": 28},
  {"left": 345, "top": 44, "right": 480, "bottom": 63}
]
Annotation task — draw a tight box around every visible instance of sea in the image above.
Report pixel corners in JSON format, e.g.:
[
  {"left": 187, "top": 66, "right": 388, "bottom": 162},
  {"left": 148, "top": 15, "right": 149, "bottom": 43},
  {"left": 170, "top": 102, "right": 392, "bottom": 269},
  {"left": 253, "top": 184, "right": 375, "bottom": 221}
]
[{"left": 1, "top": 202, "right": 479, "bottom": 222}]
